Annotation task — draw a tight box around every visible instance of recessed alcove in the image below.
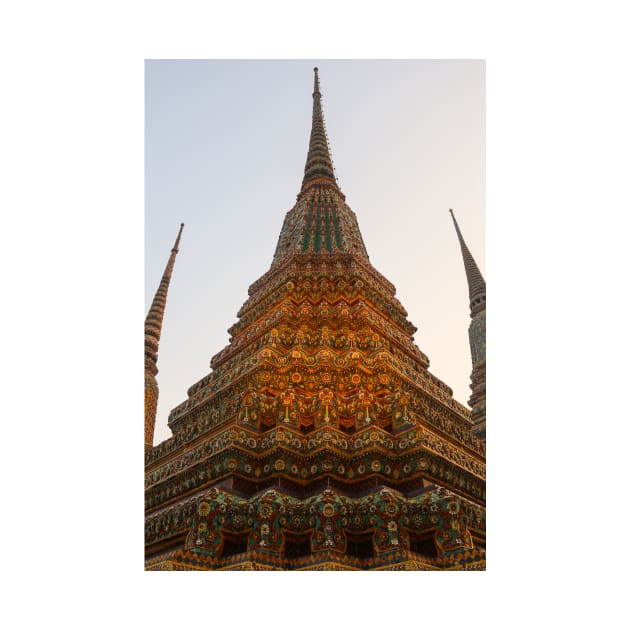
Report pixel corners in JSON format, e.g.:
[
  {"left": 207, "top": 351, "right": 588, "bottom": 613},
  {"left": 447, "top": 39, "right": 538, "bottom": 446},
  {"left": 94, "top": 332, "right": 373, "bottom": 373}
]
[
  {"left": 345, "top": 532, "right": 375, "bottom": 559},
  {"left": 283, "top": 533, "right": 312, "bottom": 559},
  {"left": 409, "top": 531, "right": 438, "bottom": 558},
  {"left": 219, "top": 533, "right": 249, "bottom": 558}
]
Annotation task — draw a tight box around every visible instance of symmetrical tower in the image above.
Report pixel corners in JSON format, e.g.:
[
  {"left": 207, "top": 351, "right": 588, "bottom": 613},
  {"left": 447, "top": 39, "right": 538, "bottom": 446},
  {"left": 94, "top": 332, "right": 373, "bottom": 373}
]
[
  {"left": 449, "top": 209, "right": 486, "bottom": 440},
  {"left": 145, "top": 70, "right": 485, "bottom": 570},
  {"left": 145, "top": 223, "right": 184, "bottom": 449}
]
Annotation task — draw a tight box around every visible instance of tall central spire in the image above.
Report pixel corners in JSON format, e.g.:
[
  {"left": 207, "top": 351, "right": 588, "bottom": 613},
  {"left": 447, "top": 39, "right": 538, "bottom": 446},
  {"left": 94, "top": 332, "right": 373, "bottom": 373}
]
[{"left": 301, "top": 67, "right": 337, "bottom": 190}]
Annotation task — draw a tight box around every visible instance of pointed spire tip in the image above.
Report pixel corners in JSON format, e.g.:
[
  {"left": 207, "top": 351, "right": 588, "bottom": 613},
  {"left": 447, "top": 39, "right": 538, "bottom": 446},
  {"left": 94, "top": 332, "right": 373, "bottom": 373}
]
[
  {"left": 449, "top": 208, "right": 485, "bottom": 312},
  {"left": 313, "top": 67, "right": 320, "bottom": 95},
  {"left": 172, "top": 222, "right": 184, "bottom": 252}
]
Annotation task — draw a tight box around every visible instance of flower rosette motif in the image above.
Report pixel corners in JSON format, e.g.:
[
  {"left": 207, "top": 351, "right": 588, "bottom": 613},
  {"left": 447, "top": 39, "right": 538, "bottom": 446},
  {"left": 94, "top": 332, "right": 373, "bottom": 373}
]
[
  {"left": 322, "top": 503, "right": 335, "bottom": 518},
  {"left": 385, "top": 502, "right": 398, "bottom": 517},
  {"left": 446, "top": 501, "right": 459, "bottom": 515}
]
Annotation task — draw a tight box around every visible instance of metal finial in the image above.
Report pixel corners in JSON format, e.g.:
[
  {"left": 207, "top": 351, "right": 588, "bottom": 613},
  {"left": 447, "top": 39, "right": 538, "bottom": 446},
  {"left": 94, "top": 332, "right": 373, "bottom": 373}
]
[{"left": 172, "top": 222, "right": 185, "bottom": 252}]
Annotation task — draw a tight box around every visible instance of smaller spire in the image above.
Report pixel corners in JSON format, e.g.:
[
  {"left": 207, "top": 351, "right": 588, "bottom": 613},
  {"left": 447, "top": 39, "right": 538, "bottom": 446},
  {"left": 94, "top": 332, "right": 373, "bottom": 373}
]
[
  {"left": 145, "top": 223, "right": 184, "bottom": 376},
  {"left": 313, "top": 66, "right": 320, "bottom": 95},
  {"left": 449, "top": 209, "right": 485, "bottom": 316},
  {"left": 145, "top": 223, "right": 184, "bottom": 449},
  {"left": 450, "top": 209, "right": 485, "bottom": 439}
]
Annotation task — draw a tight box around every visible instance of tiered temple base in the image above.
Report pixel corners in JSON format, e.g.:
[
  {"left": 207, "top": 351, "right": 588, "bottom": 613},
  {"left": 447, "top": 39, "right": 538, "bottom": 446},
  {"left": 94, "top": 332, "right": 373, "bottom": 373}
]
[{"left": 145, "top": 484, "right": 485, "bottom": 571}]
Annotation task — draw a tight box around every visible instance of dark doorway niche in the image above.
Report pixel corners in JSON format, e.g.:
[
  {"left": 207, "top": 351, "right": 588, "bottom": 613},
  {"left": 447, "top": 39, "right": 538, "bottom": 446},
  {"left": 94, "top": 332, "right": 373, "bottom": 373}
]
[
  {"left": 409, "top": 531, "right": 438, "bottom": 558},
  {"left": 345, "top": 532, "right": 375, "bottom": 559},
  {"left": 219, "top": 533, "right": 249, "bottom": 558},
  {"left": 284, "top": 533, "right": 312, "bottom": 559}
]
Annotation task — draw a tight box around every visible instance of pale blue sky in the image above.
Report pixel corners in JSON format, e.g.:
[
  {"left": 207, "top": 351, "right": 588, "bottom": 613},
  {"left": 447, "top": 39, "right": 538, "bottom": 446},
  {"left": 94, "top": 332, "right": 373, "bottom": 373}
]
[{"left": 146, "top": 60, "right": 484, "bottom": 445}]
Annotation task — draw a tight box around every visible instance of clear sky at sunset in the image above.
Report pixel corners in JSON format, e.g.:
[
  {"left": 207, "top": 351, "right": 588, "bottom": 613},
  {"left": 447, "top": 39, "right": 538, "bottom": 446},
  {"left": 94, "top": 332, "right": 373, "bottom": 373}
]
[{"left": 145, "top": 59, "right": 484, "bottom": 446}]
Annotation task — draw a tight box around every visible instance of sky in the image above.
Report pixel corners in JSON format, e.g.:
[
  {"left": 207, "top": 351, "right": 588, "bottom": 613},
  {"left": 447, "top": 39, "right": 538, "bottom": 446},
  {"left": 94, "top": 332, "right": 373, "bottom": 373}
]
[{"left": 145, "top": 59, "right": 485, "bottom": 446}]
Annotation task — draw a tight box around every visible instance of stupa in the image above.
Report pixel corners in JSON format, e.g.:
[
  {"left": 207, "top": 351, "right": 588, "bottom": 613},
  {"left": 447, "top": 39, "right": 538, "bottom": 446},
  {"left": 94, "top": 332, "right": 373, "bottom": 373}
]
[{"left": 144, "top": 68, "right": 486, "bottom": 570}]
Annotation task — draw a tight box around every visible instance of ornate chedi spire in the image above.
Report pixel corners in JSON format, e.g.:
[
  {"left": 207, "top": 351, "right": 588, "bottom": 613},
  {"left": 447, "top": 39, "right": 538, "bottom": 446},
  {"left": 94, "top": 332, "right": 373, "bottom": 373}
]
[
  {"left": 144, "top": 71, "right": 485, "bottom": 571},
  {"left": 449, "top": 209, "right": 485, "bottom": 440},
  {"left": 301, "top": 67, "right": 337, "bottom": 190},
  {"left": 145, "top": 223, "right": 184, "bottom": 449},
  {"left": 268, "top": 68, "right": 371, "bottom": 270}
]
